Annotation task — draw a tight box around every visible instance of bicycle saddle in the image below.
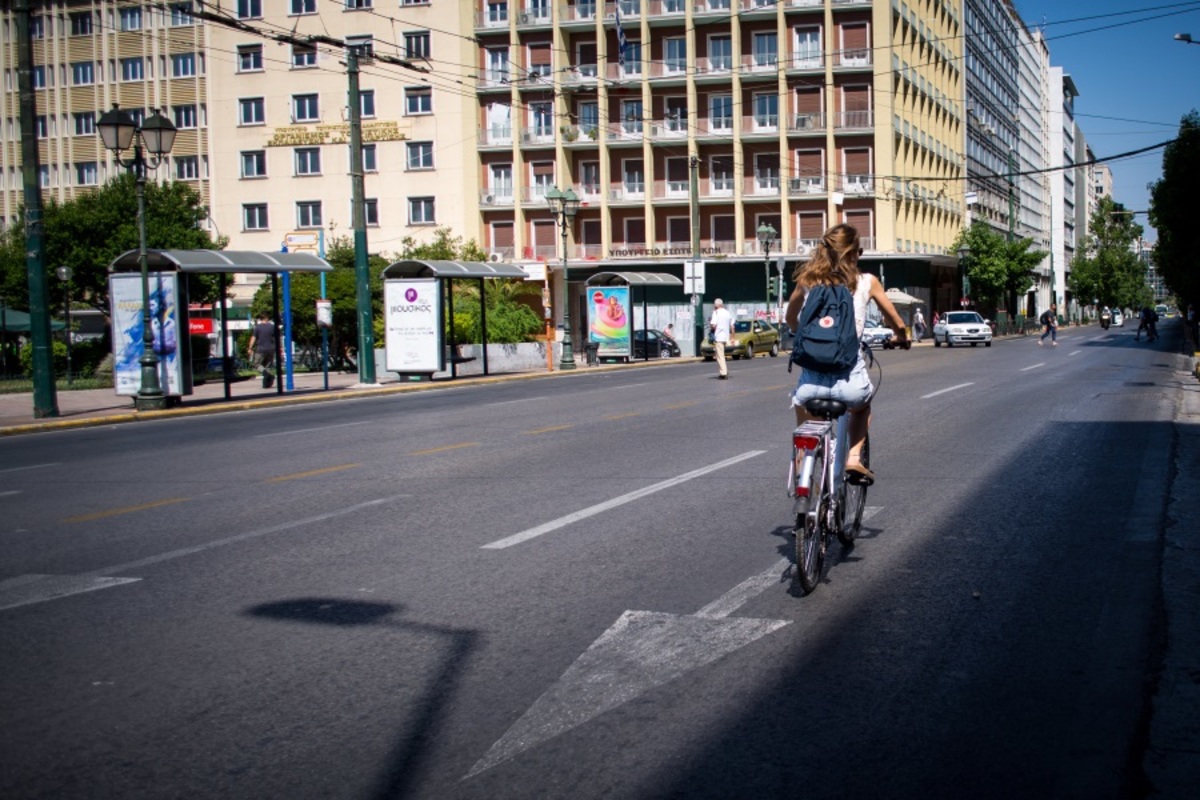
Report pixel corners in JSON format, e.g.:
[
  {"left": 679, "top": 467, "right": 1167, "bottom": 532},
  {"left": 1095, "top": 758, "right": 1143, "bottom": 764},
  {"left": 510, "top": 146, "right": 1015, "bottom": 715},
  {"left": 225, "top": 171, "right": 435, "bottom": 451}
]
[{"left": 804, "top": 398, "right": 848, "bottom": 418}]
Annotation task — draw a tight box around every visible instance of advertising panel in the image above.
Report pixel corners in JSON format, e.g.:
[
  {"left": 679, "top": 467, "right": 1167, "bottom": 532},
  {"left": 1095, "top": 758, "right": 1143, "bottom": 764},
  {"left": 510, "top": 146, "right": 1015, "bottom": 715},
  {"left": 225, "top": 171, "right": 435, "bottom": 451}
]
[
  {"left": 587, "top": 285, "right": 631, "bottom": 358},
  {"left": 384, "top": 279, "right": 442, "bottom": 373},
  {"left": 110, "top": 272, "right": 187, "bottom": 396}
]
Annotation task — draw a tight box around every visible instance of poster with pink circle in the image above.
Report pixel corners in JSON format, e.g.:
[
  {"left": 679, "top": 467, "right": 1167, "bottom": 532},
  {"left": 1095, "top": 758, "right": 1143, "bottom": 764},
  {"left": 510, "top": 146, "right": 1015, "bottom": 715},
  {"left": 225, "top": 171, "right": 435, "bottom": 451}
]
[{"left": 587, "top": 286, "right": 631, "bottom": 357}]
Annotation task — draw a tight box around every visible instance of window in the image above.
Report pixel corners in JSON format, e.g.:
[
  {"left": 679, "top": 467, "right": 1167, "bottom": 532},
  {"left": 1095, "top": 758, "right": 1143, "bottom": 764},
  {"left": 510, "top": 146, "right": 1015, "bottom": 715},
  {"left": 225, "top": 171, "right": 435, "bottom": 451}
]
[
  {"left": 708, "top": 35, "right": 732, "bottom": 71},
  {"left": 794, "top": 26, "right": 821, "bottom": 68},
  {"left": 75, "top": 162, "right": 98, "bottom": 186},
  {"left": 297, "top": 201, "right": 322, "bottom": 228},
  {"left": 237, "top": 0, "right": 262, "bottom": 18},
  {"left": 238, "top": 45, "right": 263, "bottom": 72},
  {"left": 579, "top": 101, "right": 599, "bottom": 131},
  {"left": 664, "top": 38, "right": 686, "bottom": 74},
  {"left": 489, "top": 164, "right": 513, "bottom": 198},
  {"left": 39, "top": 165, "right": 51, "bottom": 188},
  {"left": 239, "top": 97, "right": 265, "bottom": 125},
  {"left": 345, "top": 0, "right": 373, "bottom": 8},
  {"left": 243, "top": 204, "right": 269, "bottom": 230},
  {"left": 173, "top": 104, "right": 197, "bottom": 129},
  {"left": 119, "top": 7, "right": 143, "bottom": 31},
  {"left": 175, "top": 156, "right": 199, "bottom": 180},
  {"left": 528, "top": 43, "right": 552, "bottom": 78},
  {"left": 121, "top": 57, "right": 144, "bottom": 81},
  {"left": 72, "top": 62, "right": 95, "bottom": 85},
  {"left": 295, "top": 147, "right": 321, "bottom": 175},
  {"left": 292, "top": 44, "right": 317, "bottom": 69},
  {"left": 35, "top": 116, "right": 48, "bottom": 138},
  {"left": 74, "top": 112, "right": 95, "bottom": 136},
  {"left": 710, "top": 95, "right": 733, "bottom": 131},
  {"left": 30, "top": 15, "right": 45, "bottom": 39},
  {"left": 409, "top": 197, "right": 435, "bottom": 225},
  {"left": 241, "top": 150, "right": 267, "bottom": 178},
  {"left": 293, "top": 94, "right": 319, "bottom": 122},
  {"left": 621, "top": 99, "right": 642, "bottom": 135},
  {"left": 32, "top": 66, "right": 47, "bottom": 90},
  {"left": 361, "top": 144, "right": 377, "bottom": 172},
  {"left": 404, "top": 32, "right": 430, "bottom": 60},
  {"left": 170, "top": 2, "right": 194, "bottom": 26},
  {"left": 405, "top": 87, "right": 432, "bottom": 115},
  {"left": 753, "top": 92, "right": 778, "bottom": 129},
  {"left": 531, "top": 102, "right": 554, "bottom": 137},
  {"left": 402, "top": 0, "right": 431, "bottom": 5},
  {"left": 291, "top": 0, "right": 317, "bottom": 13},
  {"left": 172, "top": 53, "right": 197, "bottom": 78},
  {"left": 753, "top": 32, "right": 777, "bottom": 68},
  {"left": 69, "top": 11, "right": 93, "bottom": 36},
  {"left": 359, "top": 90, "right": 375, "bottom": 118},
  {"left": 407, "top": 141, "right": 433, "bottom": 170},
  {"left": 364, "top": 199, "right": 379, "bottom": 226},
  {"left": 622, "top": 40, "right": 642, "bottom": 75}
]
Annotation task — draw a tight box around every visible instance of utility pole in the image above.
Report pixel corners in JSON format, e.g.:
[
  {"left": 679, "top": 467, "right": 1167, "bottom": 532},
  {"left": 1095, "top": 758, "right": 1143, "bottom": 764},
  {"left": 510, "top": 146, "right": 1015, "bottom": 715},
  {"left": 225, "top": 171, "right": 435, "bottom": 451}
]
[
  {"left": 15, "top": 0, "right": 57, "bottom": 417},
  {"left": 1007, "top": 148, "right": 1016, "bottom": 242},
  {"left": 347, "top": 44, "right": 376, "bottom": 385},
  {"left": 689, "top": 155, "right": 702, "bottom": 355}
]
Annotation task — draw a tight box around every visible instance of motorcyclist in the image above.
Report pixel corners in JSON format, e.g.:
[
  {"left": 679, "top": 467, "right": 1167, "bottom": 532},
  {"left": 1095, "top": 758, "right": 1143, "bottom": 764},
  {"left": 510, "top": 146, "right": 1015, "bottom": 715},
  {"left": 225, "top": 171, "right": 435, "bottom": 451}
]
[{"left": 1100, "top": 306, "right": 1111, "bottom": 330}]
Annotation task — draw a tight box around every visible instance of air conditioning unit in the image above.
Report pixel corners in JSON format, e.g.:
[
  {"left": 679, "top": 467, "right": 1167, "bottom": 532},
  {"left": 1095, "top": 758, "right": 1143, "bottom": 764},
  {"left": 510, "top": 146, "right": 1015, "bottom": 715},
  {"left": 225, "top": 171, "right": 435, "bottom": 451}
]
[
  {"left": 846, "top": 182, "right": 870, "bottom": 195},
  {"left": 481, "top": 194, "right": 496, "bottom": 206},
  {"left": 488, "top": 252, "right": 504, "bottom": 263}
]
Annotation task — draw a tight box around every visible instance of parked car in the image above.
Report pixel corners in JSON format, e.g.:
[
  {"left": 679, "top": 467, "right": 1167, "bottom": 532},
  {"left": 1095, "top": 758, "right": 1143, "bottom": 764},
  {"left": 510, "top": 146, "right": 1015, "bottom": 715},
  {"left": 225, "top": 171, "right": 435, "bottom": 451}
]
[
  {"left": 700, "top": 319, "right": 781, "bottom": 360},
  {"left": 861, "top": 321, "right": 897, "bottom": 349},
  {"left": 933, "top": 311, "right": 992, "bottom": 347},
  {"left": 1110, "top": 308, "right": 1124, "bottom": 327},
  {"left": 632, "top": 329, "right": 681, "bottom": 359}
]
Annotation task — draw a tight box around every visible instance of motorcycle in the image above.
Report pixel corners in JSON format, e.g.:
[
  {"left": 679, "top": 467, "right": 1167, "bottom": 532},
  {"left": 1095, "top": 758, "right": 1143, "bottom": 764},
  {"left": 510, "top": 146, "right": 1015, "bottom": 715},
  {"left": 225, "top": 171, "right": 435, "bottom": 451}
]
[{"left": 1100, "top": 310, "right": 1111, "bottom": 330}]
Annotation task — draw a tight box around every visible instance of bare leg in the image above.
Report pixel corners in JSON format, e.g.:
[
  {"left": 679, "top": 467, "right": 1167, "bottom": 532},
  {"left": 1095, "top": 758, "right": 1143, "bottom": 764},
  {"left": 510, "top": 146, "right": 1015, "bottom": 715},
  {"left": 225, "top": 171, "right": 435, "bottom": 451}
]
[{"left": 847, "top": 404, "right": 871, "bottom": 465}]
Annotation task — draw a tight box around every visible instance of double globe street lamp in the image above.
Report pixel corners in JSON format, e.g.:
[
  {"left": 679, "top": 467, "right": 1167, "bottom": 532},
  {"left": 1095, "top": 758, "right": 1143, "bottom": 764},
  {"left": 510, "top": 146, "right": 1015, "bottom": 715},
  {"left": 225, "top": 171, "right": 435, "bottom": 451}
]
[
  {"left": 545, "top": 186, "right": 581, "bottom": 370},
  {"left": 757, "top": 222, "right": 778, "bottom": 316},
  {"left": 97, "top": 104, "right": 177, "bottom": 410},
  {"left": 55, "top": 265, "right": 73, "bottom": 386}
]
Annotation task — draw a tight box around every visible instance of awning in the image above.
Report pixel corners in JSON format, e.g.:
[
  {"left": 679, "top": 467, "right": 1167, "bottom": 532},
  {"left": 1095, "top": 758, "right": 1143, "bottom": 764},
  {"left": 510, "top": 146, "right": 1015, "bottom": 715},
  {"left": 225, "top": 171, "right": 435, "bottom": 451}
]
[
  {"left": 381, "top": 259, "right": 529, "bottom": 279},
  {"left": 585, "top": 271, "right": 684, "bottom": 286},
  {"left": 109, "top": 249, "right": 332, "bottom": 274},
  {"left": 885, "top": 288, "right": 923, "bottom": 306},
  {"left": 0, "top": 308, "right": 65, "bottom": 332}
]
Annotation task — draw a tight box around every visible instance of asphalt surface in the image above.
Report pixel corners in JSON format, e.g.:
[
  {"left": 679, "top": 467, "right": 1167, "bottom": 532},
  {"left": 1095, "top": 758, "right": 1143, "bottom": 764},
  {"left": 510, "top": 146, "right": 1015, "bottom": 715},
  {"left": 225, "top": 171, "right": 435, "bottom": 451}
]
[{"left": 1, "top": 322, "right": 1197, "bottom": 798}]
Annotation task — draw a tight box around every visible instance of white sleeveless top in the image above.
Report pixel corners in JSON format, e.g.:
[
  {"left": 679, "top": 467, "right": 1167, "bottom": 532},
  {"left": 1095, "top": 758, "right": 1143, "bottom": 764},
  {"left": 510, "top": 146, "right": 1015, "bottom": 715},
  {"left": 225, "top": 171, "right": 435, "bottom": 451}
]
[{"left": 853, "top": 273, "right": 876, "bottom": 339}]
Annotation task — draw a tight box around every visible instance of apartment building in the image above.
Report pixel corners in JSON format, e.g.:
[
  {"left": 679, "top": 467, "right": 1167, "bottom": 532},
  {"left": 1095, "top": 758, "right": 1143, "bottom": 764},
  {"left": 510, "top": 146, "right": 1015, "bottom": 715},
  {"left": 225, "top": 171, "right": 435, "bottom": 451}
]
[
  {"left": 473, "top": 0, "right": 968, "bottom": 325},
  {"left": 1046, "top": 66, "right": 1077, "bottom": 312},
  {"left": 203, "top": 0, "right": 479, "bottom": 264},
  {"left": 0, "top": 0, "right": 209, "bottom": 231}
]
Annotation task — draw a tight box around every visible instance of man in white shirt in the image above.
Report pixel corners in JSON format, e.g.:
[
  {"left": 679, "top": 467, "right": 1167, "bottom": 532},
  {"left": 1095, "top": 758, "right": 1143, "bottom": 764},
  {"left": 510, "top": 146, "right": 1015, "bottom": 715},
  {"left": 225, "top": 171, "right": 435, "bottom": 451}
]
[{"left": 709, "top": 298, "right": 734, "bottom": 379}]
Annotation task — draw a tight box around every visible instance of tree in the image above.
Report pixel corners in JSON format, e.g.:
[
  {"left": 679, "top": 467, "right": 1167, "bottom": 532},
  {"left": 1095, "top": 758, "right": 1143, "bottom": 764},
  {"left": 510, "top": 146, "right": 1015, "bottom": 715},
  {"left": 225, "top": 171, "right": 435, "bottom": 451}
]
[
  {"left": 0, "top": 172, "right": 226, "bottom": 316},
  {"left": 1149, "top": 110, "right": 1200, "bottom": 310},
  {"left": 1068, "top": 197, "right": 1151, "bottom": 312},
  {"left": 951, "top": 222, "right": 1045, "bottom": 318}
]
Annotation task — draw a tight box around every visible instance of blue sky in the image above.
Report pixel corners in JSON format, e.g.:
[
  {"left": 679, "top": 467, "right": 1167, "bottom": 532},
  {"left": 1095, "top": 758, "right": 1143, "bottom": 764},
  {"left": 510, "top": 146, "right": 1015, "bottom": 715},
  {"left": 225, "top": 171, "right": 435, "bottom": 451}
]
[{"left": 1011, "top": 1, "right": 1200, "bottom": 242}]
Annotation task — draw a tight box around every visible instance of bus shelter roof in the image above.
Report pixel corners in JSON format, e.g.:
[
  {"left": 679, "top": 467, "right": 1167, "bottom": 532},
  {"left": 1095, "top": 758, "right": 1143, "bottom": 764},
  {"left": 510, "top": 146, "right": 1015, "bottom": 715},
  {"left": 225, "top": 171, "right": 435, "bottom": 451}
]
[
  {"left": 585, "top": 271, "right": 684, "bottom": 287},
  {"left": 381, "top": 260, "right": 529, "bottom": 279},
  {"left": 109, "top": 249, "right": 332, "bottom": 274}
]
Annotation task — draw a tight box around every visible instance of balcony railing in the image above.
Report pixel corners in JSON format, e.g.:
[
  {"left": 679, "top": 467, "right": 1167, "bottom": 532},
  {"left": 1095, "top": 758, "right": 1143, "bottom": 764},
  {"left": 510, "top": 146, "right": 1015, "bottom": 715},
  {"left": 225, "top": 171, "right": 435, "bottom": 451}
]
[
  {"left": 476, "top": 8, "right": 509, "bottom": 29},
  {"left": 693, "top": 1, "right": 731, "bottom": 16},
  {"left": 704, "top": 181, "right": 734, "bottom": 198},
  {"left": 647, "top": 0, "right": 687, "bottom": 17},
  {"left": 652, "top": 179, "right": 691, "bottom": 199},
  {"left": 480, "top": 190, "right": 515, "bottom": 206},
  {"left": 560, "top": 1, "right": 598, "bottom": 23},
  {"left": 837, "top": 174, "right": 873, "bottom": 195},
  {"left": 560, "top": 66, "right": 600, "bottom": 88},
  {"left": 560, "top": 123, "right": 602, "bottom": 144},
  {"left": 652, "top": 117, "right": 689, "bottom": 137},
  {"left": 788, "top": 0, "right": 822, "bottom": 8},
  {"left": 786, "top": 54, "right": 823, "bottom": 71},
  {"left": 516, "top": 7, "right": 552, "bottom": 27},
  {"left": 479, "top": 126, "right": 513, "bottom": 145},
  {"left": 696, "top": 117, "right": 733, "bottom": 136},
  {"left": 742, "top": 53, "right": 779, "bottom": 74},
  {"left": 574, "top": 243, "right": 604, "bottom": 260},
  {"left": 522, "top": 185, "right": 555, "bottom": 203},
  {"left": 787, "top": 177, "right": 825, "bottom": 195},
  {"left": 609, "top": 181, "right": 646, "bottom": 201},
  {"left": 744, "top": 175, "right": 781, "bottom": 196},
  {"left": 834, "top": 110, "right": 873, "bottom": 129},
  {"left": 520, "top": 126, "right": 556, "bottom": 145},
  {"left": 605, "top": 0, "right": 641, "bottom": 19},
  {"left": 694, "top": 56, "right": 734, "bottom": 75},
  {"left": 743, "top": 114, "right": 780, "bottom": 134},
  {"left": 740, "top": 0, "right": 775, "bottom": 12},
  {"left": 837, "top": 49, "right": 871, "bottom": 68}
]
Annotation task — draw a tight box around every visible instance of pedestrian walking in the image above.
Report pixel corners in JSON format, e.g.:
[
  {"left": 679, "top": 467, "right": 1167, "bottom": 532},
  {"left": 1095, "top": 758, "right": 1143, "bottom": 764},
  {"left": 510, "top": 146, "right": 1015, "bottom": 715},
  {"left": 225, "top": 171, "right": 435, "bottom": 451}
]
[
  {"left": 248, "top": 313, "right": 277, "bottom": 388},
  {"left": 708, "top": 298, "right": 734, "bottom": 379},
  {"left": 1039, "top": 304, "right": 1058, "bottom": 346},
  {"left": 912, "top": 307, "right": 926, "bottom": 343}
]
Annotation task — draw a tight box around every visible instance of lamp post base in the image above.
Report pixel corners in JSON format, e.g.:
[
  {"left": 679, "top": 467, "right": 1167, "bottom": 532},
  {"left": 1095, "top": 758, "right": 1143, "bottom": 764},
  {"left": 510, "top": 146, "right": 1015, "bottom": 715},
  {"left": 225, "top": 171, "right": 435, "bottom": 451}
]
[
  {"left": 135, "top": 393, "right": 168, "bottom": 412},
  {"left": 135, "top": 352, "right": 166, "bottom": 411},
  {"left": 558, "top": 342, "right": 577, "bottom": 371}
]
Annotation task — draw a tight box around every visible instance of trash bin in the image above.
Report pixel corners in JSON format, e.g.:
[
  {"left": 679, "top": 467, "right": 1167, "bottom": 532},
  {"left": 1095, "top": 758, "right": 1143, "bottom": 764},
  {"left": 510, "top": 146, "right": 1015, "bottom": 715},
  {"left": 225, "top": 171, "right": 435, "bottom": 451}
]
[{"left": 584, "top": 342, "right": 599, "bottom": 366}]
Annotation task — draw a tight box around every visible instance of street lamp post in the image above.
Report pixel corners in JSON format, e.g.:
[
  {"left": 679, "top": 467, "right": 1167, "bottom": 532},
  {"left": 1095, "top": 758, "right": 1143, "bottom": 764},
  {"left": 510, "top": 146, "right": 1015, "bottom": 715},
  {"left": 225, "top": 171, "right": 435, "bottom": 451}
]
[
  {"left": 957, "top": 245, "right": 972, "bottom": 309},
  {"left": 757, "top": 222, "right": 777, "bottom": 319},
  {"left": 97, "top": 104, "right": 177, "bottom": 411},
  {"left": 56, "top": 265, "right": 73, "bottom": 386},
  {"left": 545, "top": 186, "right": 581, "bottom": 370},
  {"left": 1175, "top": 33, "right": 1199, "bottom": 45}
]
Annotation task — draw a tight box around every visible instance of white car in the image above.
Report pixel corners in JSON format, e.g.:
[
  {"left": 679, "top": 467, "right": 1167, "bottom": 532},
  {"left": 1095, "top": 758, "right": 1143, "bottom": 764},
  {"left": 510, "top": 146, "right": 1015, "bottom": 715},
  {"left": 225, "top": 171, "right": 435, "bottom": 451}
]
[
  {"left": 933, "top": 311, "right": 992, "bottom": 347},
  {"left": 860, "top": 322, "right": 896, "bottom": 349},
  {"left": 1111, "top": 309, "right": 1124, "bottom": 327}
]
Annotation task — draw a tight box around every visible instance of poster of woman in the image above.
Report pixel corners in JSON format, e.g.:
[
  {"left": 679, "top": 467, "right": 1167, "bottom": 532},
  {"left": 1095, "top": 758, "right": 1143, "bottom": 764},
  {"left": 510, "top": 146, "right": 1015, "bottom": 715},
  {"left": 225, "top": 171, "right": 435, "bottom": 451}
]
[
  {"left": 587, "top": 286, "right": 631, "bottom": 358},
  {"left": 110, "top": 272, "right": 185, "bottom": 396}
]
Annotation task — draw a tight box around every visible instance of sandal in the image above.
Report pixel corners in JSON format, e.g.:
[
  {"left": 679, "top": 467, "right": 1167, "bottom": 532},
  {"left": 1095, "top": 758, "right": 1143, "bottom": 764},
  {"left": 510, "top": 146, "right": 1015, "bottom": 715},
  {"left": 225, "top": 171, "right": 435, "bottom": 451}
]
[{"left": 845, "top": 462, "right": 875, "bottom": 485}]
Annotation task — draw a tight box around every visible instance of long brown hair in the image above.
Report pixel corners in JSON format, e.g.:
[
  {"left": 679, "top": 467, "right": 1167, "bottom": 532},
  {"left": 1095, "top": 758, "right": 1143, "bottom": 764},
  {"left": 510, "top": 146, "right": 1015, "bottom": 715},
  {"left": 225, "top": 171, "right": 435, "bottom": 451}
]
[{"left": 793, "top": 223, "right": 861, "bottom": 292}]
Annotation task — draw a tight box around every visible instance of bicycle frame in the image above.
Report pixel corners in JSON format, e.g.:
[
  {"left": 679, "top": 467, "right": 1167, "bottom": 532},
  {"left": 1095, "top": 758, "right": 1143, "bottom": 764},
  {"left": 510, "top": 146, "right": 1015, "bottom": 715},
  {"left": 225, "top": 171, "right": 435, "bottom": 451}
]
[{"left": 789, "top": 412, "right": 849, "bottom": 518}]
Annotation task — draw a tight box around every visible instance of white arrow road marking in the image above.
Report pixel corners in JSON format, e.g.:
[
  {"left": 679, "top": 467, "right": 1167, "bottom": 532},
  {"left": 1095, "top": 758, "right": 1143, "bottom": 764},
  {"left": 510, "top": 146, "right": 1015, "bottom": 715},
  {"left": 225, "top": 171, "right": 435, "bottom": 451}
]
[
  {"left": 482, "top": 451, "right": 766, "bottom": 549},
  {"left": 1021, "top": 363, "right": 1045, "bottom": 371},
  {"left": 921, "top": 382, "right": 975, "bottom": 399},
  {"left": 0, "top": 574, "right": 141, "bottom": 612},
  {"left": 466, "top": 505, "right": 885, "bottom": 778}
]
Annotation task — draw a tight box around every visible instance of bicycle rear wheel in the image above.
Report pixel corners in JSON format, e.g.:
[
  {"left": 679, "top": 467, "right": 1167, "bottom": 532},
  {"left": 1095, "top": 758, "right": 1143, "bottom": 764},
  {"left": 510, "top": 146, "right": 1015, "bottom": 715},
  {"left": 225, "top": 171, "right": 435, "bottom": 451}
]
[
  {"left": 838, "top": 434, "right": 869, "bottom": 546},
  {"left": 794, "top": 445, "right": 826, "bottom": 594}
]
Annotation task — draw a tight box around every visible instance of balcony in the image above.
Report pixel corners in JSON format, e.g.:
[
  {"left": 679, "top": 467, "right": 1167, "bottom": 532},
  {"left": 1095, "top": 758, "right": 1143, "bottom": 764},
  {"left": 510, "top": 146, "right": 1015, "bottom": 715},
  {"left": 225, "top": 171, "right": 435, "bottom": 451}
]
[
  {"left": 693, "top": 1, "right": 731, "bottom": 17},
  {"left": 561, "top": 1, "right": 598, "bottom": 24},
  {"left": 526, "top": 244, "right": 557, "bottom": 261},
  {"left": 605, "top": 0, "right": 641, "bottom": 19},
  {"left": 647, "top": 61, "right": 690, "bottom": 82},
  {"left": 744, "top": 175, "right": 781, "bottom": 197},
  {"left": 475, "top": 70, "right": 512, "bottom": 91},
  {"left": 787, "top": 176, "right": 825, "bottom": 196},
  {"left": 694, "top": 56, "right": 734, "bottom": 77},
  {"left": 609, "top": 181, "right": 646, "bottom": 202},
  {"left": 520, "top": 126, "right": 556, "bottom": 146},
  {"left": 696, "top": 117, "right": 733, "bottom": 138},
  {"left": 742, "top": 114, "right": 780, "bottom": 136},
  {"left": 838, "top": 174, "right": 873, "bottom": 195},
  {"left": 560, "top": 66, "right": 600, "bottom": 89},
  {"left": 742, "top": 53, "right": 779, "bottom": 77},
  {"left": 522, "top": 185, "right": 555, "bottom": 204},
  {"left": 577, "top": 182, "right": 604, "bottom": 202},
  {"left": 560, "top": 124, "right": 602, "bottom": 145},
  {"left": 574, "top": 243, "right": 604, "bottom": 260},
  {"left": 480, "top": 190, "right": 515, "bottom": 207},
  {"left": 476, "top": 8, "right": 510, "bottom": 30},
  {"left": 647, "top": 0, "right": 687, "bottom": 18},
  {"left": 652, "top": 178, "right": 691, "bottom": 200},
  {"left": 605, "top": 63, "right": 645, "bottom": 83},
  {"left": 834, "top": 110, "right": 873, "bottom": 130},
  {"left": 516, "top": 7, "right": 552, "bottom": 27},
  {"left": 740, "top": 0, "right": 776, "bottom": 13},
  {"left": 651, "top": 117, "right": 689, "bottom": 139},
  {"left": 787, "top": 0, "right": 823, "bottom": 8},
  {"left": 837, "top": 48, "right": 871, "bottom": 68},
  {"left": 479, "top": 126, "right": 514, "bottom": 147},
  {"left": 703, "top": 180, "right": 734, "bottom": 199},
  {"left": 786, "top": 54, "right": 824, "bottom": 72},
  {"left": 787, "top": 112, "right": 826, "bottom": 133}
]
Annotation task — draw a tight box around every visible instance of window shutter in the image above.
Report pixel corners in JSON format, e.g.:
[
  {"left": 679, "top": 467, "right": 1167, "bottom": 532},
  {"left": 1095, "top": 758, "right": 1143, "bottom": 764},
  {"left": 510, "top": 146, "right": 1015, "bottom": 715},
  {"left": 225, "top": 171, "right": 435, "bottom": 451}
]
[
  {"left": 794, "top": 88, "right": 821, "bottom": 114},
  {"left": 533, "top": 220, "right": 556, "bottom": 246},
  {"left": 796, "top": 150, "right": 823, "bottom": 180},
  {"left": 492, "top": 222, "right": 514, "bottom": 248},
  {"left": 713, "top": 215, "right": 735, "bottom": 240},
  {"left": 842, "top": 24, "right": 868, "bottom": 50},
  {"left": 844, "top": 148, "right": 870, "bottom": 174},
  {"left": 529, "top": 43, "right": 552, "bottom": 66},
  {"left": 625, "top": 218, "right": 646, "bottom": 244},
  {"left": 844, "top": 210, "right": 871, "bottom": 236},
  {"left": 843, "top": 85, "right": 870, "bottom": 111},
  {"left": 798, "top": 212, "right": 826, "bottom": 239}
]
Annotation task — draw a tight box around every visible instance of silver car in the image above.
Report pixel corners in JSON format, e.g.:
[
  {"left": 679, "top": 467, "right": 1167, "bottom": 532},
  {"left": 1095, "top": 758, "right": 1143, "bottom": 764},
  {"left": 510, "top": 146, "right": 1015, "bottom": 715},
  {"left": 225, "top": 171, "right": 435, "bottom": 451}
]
[{"left": 933, "top": 311, "right": 993, "bottom": 347}]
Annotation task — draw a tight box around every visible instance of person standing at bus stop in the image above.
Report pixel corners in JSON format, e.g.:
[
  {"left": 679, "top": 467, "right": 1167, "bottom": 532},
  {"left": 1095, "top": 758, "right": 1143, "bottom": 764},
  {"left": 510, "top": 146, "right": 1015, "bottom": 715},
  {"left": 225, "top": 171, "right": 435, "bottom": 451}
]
[
  {"left": 709, "top": 299, "right": 734, "bottom": 379},
  {"left": 248, "top": 313, "right": 277, "bottom": 388}
]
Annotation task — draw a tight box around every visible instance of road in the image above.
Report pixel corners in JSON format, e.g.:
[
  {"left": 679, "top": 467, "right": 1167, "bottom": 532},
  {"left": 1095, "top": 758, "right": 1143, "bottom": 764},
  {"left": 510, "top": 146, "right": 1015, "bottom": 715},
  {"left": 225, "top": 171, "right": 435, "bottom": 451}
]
[{"left": 0, "top": 321, "right": 1186, "bottom": 799}]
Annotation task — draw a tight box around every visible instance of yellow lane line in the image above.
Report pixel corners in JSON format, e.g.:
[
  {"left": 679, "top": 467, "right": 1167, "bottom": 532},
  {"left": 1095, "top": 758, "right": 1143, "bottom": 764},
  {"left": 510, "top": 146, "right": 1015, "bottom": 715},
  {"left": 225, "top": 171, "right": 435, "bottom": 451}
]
[
  {"left": 665, "top": 401, "right": 698, "bottom": 410},
  {"left": 410, "top": 442, "right": 480, "bottom": 456},
  {"left": 524, "top": 424, "right": 574, "bottom": 434},
  {"left": 604, "top": 412, "right": 642, "bottom": 420},
  {"left": 64, "top": 497, "right": 189, "bottom": 524},
  {"left": 267, "top": 463, "right": 361, "bottom": 483}
]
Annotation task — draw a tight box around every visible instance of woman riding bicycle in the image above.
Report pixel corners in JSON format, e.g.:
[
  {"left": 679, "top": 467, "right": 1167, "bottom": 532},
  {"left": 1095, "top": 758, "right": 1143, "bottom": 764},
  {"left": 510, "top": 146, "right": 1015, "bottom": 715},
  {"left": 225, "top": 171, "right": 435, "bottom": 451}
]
[{"left": 784, "top": 224, "right": 907, "bottom": 484}]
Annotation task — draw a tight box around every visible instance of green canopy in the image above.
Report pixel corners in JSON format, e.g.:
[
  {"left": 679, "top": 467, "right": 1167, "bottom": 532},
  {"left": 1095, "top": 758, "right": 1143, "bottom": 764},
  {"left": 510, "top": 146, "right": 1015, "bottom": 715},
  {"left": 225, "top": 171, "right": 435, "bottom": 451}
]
[{"left": 0, "top": 307, "right": 66, "bottom": 332}]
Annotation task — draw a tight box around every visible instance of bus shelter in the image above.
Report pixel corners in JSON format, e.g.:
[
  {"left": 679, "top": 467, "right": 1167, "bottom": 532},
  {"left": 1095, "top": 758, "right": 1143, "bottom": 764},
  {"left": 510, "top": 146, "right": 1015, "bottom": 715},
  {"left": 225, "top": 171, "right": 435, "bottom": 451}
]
[
  {"left": 584, "top": 271, "right": 684, "bottom": 363},
  {"left": 108, "top": 249, "right": 332, "bottom": 401},
  {"left": 380, "top": 259, "right": 531, "bottom": 379}
]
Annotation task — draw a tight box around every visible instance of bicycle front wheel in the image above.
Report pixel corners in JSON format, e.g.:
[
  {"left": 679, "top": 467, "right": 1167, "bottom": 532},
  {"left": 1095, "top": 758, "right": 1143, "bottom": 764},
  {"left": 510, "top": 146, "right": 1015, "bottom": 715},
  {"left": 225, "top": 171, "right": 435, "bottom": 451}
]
[
  {"left": 794, "top": 446, "right": 826, "bottom": 595},
  {"left": 838, "top": 434, "right": 869, "bottom": 546}
]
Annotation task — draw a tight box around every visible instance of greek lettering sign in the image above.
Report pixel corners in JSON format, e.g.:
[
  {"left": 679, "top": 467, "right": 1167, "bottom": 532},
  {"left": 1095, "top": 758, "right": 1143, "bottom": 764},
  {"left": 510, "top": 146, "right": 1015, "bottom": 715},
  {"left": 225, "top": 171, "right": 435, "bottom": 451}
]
[
  {"left": 384, "top": 279, "right": 442, "bottom": 373},
  {"left": 266, "top": 121, "right": 407, "bottom": 148}
]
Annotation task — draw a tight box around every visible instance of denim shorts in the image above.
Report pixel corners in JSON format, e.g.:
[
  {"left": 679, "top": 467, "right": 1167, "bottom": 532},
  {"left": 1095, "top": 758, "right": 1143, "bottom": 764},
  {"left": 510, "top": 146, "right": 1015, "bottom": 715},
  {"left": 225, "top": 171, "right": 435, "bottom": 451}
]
[{"left": 790, "top": 357, "right": 874, "bottom": 410}]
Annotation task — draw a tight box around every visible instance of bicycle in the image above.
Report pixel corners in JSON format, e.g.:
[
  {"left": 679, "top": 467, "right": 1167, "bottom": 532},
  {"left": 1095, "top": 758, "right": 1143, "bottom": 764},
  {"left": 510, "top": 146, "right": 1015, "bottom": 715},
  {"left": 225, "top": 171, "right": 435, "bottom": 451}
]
[{"left": 787, "top": 346, "right": 882, "bottom": 595}]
